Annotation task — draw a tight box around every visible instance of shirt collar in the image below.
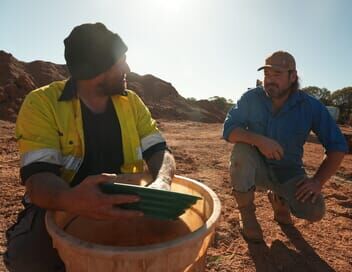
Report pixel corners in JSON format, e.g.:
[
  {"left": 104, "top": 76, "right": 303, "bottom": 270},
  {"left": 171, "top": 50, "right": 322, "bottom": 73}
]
[
  {"left": 58, "top": 78, "right": 77, "bottom": 101},
  {"left": 256, "top": 87, "right": 272, "bottom": 111},
  {"left": 256, "top": 87, "right": 304, "bottom": 114}
]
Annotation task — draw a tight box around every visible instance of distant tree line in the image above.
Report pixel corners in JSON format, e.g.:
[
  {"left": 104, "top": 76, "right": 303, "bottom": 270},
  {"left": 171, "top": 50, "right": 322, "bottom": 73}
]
[
  {"left": 302, "top": 86, "right": 352, "bottom": 124},
  {"left": 186, "top": 96, "right": 235, "bottom": 112},
  {"left": 187, "top": 86, "right": 352, "bottom": 124},
  {"left": 208, "top": 96, "right": 235, "bottom": 112}
]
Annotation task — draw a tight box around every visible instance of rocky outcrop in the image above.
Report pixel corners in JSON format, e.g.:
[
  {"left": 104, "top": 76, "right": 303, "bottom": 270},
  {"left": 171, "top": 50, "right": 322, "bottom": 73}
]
[
  {"left": 0, "top": 51, "right": 69, "bottom": 121},
  {"left": 0, "top": 50, "right": 228, "bottom": 123}
]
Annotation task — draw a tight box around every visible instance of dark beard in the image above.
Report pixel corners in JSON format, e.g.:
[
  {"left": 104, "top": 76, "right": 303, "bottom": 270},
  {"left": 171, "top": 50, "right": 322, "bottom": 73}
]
[
  {"left": 98, "top": 80, "right": 125, "bottom": 96},
  {"left": 265, "top": 84, "right": 291, "bottom": 99}
]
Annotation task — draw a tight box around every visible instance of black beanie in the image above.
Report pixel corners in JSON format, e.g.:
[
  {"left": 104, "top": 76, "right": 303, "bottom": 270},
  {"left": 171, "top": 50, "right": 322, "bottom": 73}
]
[{"left": 64, "top": 22, "right": 128, "bottom": 80}]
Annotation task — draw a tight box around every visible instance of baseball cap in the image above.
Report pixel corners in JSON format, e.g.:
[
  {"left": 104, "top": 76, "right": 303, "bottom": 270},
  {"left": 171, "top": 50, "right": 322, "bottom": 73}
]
[{"left": 257, "top": 51, "right": 296, "bottom": 72}]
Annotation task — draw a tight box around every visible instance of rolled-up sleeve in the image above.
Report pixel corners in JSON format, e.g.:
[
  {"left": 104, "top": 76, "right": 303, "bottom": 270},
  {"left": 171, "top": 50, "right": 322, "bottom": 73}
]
[
  {"left": 222, "top": 94, "right": 249, "bottom": 141},
  {"left": 16, "top": 92, "right": 61, "bottom": 165},
  {"left": 312, "top": 102, "right": 349, "bottom": 153},
  {"left": 16, "top": 91, "right": 62, "bottom": 183}
]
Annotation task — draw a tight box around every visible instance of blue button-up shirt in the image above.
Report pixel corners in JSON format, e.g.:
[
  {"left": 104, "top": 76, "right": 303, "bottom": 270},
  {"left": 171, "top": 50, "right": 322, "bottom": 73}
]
[{"left": 223, "top": 87, "right": 348, "bottom": 183}]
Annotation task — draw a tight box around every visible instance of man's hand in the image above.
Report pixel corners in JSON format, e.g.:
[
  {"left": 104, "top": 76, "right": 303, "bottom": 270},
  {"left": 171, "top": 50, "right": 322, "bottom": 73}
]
[
  {"left": 63, "top": 173, "right": 143, "bottom": 220},
  {"left": 257, "top": 136, "right": 284, "bottom": 160},
  {"left": 147, "top": 177, "right": 171, "bottom": 191},
  {"left": 295, "top": 177, "right": 322, "bottom": 203},
  {"left": 227, "top": 128, "right": 283, "bottom": 161}
]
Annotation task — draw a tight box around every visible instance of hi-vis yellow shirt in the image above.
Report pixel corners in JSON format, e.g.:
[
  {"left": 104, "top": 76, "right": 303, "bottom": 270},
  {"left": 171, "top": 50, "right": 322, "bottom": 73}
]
[{"left": 16, "top": 80, "right": 165, "bottom": 184}]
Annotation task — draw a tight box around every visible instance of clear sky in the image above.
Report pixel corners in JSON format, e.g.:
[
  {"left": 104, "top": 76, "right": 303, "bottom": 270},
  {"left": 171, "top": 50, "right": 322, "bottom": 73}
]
[{"left": 1, "top": 0, "right": 351, "bottom": 102}]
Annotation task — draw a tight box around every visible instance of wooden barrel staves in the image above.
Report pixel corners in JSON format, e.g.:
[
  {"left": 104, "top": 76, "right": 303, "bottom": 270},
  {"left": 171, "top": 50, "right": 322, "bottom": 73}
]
[{"left": 45, "top": 175, "right": 221, "bottom": 272}]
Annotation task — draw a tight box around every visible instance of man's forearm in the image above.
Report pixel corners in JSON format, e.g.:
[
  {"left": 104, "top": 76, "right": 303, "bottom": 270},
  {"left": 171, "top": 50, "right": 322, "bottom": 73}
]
[
  {"left": 146, "top": 150, "right": 176, "bottom": 183},
  {"left": 313, "top": 151, "right": 345, "bottom": 186},
  {"left": 25, "top": 172, "right": 71, "bottom": 211},
  {"left": 227, "top": 127, "right": 264, "bottom": 147}
]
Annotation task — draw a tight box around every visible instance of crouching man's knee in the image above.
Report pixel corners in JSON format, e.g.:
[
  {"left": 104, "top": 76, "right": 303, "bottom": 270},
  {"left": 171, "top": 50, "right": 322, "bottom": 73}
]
[
  {"left": 229, "top": 143, "right": 261, "bottom": 192},
  {"left": 306, "top": 201, "right": 326, "bottom": 222},
  {"left": 291, "top": 195, "right": 326, "bottom": 222}
]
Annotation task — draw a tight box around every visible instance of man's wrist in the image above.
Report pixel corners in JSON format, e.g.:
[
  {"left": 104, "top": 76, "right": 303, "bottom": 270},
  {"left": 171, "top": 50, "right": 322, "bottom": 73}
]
[
  {"left": 252, "top": 134, "right": 265, "bottom": 148},
  {"left": 148, "top": 176, "right": 172, "bottom": 191},
  {"left": 155, "top": 176, "right": 172, "bottom": 185}
]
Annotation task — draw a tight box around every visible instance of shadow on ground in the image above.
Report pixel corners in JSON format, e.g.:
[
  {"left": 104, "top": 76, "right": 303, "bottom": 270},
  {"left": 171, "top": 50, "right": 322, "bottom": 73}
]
[{"left": 247, "top": 225, "right": 334, "bottom": 272}]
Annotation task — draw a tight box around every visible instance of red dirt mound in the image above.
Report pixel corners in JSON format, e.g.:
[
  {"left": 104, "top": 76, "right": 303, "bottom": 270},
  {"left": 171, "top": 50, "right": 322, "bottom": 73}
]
[
  {"left": 0, "top": 51, "right": 228, "bottom": 123},
  {"left": 0, "top": 51, "right": 68, "bottom": 121}
]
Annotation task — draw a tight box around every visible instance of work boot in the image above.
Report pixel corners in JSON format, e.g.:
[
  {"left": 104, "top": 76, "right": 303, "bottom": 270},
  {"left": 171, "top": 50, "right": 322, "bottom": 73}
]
[
  {"left": 233, "top": 188, "right": 263, "bottom": 242},
  {"left": 268, "top": 191, "right": 293, "bottom": 225}
]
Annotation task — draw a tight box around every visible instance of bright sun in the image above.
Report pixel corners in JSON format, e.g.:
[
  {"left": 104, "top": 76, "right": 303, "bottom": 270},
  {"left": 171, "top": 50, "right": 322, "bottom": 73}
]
[{"left": 152, "top": 0, "right": 187, "bottom": 13}]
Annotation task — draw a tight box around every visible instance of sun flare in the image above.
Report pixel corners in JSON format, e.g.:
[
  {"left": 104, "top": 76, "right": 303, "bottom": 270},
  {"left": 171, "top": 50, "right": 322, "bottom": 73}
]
[{"left": 151, "top": 0, "right": 187, "bottom": 13}]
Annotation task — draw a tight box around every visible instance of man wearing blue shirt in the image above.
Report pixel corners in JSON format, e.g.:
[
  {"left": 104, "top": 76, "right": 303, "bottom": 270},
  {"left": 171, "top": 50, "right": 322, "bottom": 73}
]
[{"left": 223, "top": 51, "right": 348, "bottom": 242}]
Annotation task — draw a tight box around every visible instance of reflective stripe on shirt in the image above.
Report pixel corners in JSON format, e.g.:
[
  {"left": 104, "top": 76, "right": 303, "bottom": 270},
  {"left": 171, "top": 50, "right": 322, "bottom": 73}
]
[{"left": 141, "top": 132, "right": 165, "bottom": 152}]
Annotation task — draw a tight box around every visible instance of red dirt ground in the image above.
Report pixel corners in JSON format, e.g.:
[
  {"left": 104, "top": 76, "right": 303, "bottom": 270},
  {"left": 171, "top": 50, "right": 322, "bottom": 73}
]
[{"left": 1, "top": 119, "right": 352, "bottom": 272}]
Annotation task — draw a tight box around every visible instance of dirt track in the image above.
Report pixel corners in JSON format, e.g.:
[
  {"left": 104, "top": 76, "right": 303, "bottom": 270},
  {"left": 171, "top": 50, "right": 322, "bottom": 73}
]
[{"left": 1, "top": 119, "right": 352, "bottom": 271}]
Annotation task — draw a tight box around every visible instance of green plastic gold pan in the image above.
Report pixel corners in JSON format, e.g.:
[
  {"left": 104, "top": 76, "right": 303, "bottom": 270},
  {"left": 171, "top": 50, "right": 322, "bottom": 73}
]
[{"left": 100, "top": 182, "right": 202, "bottom": 220}]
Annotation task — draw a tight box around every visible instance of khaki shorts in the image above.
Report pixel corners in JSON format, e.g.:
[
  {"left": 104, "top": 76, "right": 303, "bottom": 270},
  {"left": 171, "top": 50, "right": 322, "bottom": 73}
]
[{"left": 229, "top": 143, "right": 325, "bottom": 221}]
